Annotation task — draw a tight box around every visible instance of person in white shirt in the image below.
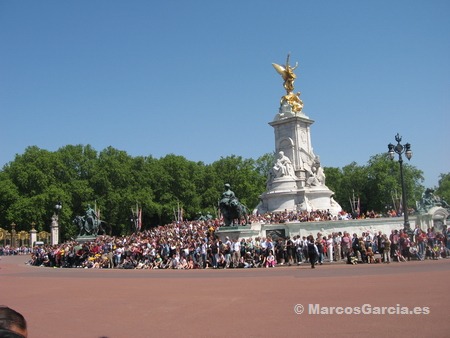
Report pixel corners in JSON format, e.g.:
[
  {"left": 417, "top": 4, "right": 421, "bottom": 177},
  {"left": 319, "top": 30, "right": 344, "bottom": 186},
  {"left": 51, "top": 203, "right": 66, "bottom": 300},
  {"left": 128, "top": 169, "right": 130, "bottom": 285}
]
[
  {"left": 326, "top": 234, "right": 334, "bottom": 262},
  {"left": 232, "top": 239, "right": 241, "bottom": 268}
]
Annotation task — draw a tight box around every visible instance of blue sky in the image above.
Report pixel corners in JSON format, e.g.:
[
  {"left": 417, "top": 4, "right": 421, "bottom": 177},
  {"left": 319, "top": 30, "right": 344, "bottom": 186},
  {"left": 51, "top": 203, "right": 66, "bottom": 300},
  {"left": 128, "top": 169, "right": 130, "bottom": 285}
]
[{"left": 1, "top": 1, "right": 449, "bottom": 188}]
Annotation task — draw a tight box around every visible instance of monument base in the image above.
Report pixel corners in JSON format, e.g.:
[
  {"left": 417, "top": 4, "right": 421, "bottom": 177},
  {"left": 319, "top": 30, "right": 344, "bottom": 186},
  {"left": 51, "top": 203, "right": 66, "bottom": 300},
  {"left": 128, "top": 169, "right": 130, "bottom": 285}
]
[
  {"left": 75, "top": 235, "right": 98, "bottom": 243},
  {"left": 257, "top": 184, "right": 341, "bottom": 215},
  {"left": 217, "top": 217, "right": 415, "bottom": 241},
  {"left": 415, "top": 207, "right": 449, "bottom": 232}
]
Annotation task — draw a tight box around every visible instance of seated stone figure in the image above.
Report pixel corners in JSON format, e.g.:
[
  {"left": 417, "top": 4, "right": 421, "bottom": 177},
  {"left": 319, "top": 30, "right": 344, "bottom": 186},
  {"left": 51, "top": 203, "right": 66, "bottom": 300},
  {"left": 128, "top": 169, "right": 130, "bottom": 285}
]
[
  {"left": 271, "top": 151, "right": 296, "bottom": 178},
  {"left": 306, "top": 155, "right": 326, "bottom": 187}
]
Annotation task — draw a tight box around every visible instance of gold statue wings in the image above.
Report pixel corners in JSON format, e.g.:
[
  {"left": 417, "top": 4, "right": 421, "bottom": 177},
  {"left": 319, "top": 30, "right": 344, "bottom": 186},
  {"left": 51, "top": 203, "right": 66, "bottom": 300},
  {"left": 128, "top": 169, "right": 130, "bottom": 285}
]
[
  {"left": 272, "top": 54, "right": 298, "bottom": 93},
  {"left": 272, "top": 63, "right": 292, "bottom": 82}
]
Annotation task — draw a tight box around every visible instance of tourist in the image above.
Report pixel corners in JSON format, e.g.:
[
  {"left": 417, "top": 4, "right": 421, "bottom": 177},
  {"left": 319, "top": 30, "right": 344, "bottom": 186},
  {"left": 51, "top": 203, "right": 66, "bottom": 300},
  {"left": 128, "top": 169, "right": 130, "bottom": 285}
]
[
  {"left": 351, "top": 233, "right": 360, "bottom": 260},
  {"left": 333, "top": 232, "right": 342, "bottom": 261},
  {"left": 307, "top": 236, "right": 319, "bottom": 269},
  {"left": 389, "top": 230, "right": 398, "bottom": 259},
  {"left": 366, "top": 246, "right": 375, "bottom": 263},
  {"left": 232, "top": 238, "right": 241, "bottom": 268},
  {"left": 285, "top": 236, "right": 294, "bottom": 266},
  {"left": 341, "top": 232, "right": 351, "bottom": 258},
  {"left": 347, "top": 249, "right": 358, "bottom": 265},
  {"left": 409, "top": 243, "right": 421, "bottom": 260},
  {"left": 266, "top": 250, "right": 276, "bottom": 268},
  {"left": 375, "top": 231, "right": 383, "bottom": 255},
  {"left": 358, "top": 237, "right": 367, "bottom": 263},
  {"left": 0, "top": 306, "right": 27, "bottom": 338},
  {"left": 243, "top": 252, "right": 254, "bottom": 268},
  {"left": 315, "top": 236, "right": 324, "bottom": 265},
  {"left": 210, "top": 239, "right": 219, "bottom": 269},
  {"left": 293, "top": 235, "right": 303, "bottom": 265},
  {"left": 326, "top": 234, "right": 334, "bottom": 262},
  {"left": 275, "top": 239, "right": 285, "bottom": 265},
  {"left": 301, "top": 236, "right": 309, "bottom": 263},
  {"left": 383, "top": 235, "right": 391, "bottom": 264},
  {"left": 216, "top": 252, "right": 226, "bottom": 269}
]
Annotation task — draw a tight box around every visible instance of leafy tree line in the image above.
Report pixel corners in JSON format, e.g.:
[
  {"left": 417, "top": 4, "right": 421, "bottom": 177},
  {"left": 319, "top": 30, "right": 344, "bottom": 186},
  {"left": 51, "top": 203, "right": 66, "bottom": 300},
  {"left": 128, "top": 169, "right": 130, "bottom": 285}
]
[
  {"left": 0, "top": 145, "right": 267, "bottom": 239},
  {"left": 324, "top": 155, "right": 427, "bottom": 214},
  {"left": 0, "top": 144, "right": 446, "bottom": 240}
]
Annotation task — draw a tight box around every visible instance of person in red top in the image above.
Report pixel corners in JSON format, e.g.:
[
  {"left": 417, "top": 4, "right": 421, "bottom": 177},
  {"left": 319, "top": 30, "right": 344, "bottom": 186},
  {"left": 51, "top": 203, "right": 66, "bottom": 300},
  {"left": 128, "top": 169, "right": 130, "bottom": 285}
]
[
  {"left": 341, "top": 232, "right": 351, "bottom": 258},
  {"left": 390, "top": 230, "right": 399, "bottom": 260},
  {"left": 416, "top": 230, "right": 426, "bottom": 260},
  {"left": 400, "top": 233, "right": 411, "bottom": 261}
]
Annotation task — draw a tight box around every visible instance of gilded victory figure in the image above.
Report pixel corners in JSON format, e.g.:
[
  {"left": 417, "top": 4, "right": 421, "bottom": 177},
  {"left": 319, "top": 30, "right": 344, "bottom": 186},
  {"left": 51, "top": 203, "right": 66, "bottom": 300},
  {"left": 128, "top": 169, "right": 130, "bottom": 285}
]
[{"left": 272, "top": 53, "right": 304, "bottom": 113}]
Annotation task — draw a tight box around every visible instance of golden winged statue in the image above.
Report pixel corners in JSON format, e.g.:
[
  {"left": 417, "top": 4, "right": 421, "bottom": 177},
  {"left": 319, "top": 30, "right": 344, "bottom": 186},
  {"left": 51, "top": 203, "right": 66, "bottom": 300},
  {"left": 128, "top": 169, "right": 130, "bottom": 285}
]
[
  {"left": 272, "top": 53, "right": 298, "bottom": 93},
  {"left": 272, "top": 54, "right": 303, "bottom": 113}
]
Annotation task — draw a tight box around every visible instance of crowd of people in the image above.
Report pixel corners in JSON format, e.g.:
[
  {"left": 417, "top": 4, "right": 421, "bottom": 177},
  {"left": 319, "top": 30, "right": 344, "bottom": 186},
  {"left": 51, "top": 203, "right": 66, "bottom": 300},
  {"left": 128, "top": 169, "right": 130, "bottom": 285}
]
[
  {"left": 5, "top": 211, "right": 445, "bottom": 270},
  {"left": 249, "top": 209, "right": 388, "bottom": 224},
  {"left": 303, "top": 225, "right": 450, "bottom": 268}
]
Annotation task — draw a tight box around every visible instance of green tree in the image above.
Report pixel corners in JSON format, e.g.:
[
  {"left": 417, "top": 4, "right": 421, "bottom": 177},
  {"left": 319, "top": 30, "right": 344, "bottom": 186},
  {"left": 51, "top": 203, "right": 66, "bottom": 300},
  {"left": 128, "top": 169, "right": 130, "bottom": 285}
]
[
  {"left": 0, "top": 171, "right": 19, "bottom": 228},
  {"left": 1, "top": 146, "right": 72, "bottom": 232},
  {"left": 435, "top": 173, "right": 450, "bottom": 204},
  {"left": 211, "top": 155, "right": 266, "bottom": 211},
  {"left": 254, "top": 152, "right": 275, "bottom": 178},
  {"left": 365, "top": 154, "right": 424, "bottom": 214}
]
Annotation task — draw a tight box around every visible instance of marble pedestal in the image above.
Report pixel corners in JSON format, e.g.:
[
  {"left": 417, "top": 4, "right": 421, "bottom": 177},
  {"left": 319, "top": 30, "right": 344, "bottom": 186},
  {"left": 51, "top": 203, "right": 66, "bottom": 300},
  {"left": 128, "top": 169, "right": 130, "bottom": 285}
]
[{"left": 259, "top": 182, "right": 340, "bottom": 215}]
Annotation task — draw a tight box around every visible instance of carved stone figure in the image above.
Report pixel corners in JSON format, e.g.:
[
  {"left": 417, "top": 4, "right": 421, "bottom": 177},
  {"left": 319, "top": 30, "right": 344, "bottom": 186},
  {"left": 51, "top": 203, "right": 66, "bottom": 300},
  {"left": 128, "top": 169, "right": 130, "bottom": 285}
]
[
  {"left": 271, "top": 151, "right": 296, "bottom": 178},
  {"left": 306, "top": 156, "right": 325, "bottom": 187}
]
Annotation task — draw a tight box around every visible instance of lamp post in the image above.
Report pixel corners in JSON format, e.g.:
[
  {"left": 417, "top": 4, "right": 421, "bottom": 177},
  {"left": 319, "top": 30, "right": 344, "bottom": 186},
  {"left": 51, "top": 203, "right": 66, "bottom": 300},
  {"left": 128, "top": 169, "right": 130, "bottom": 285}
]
[
  {"left": 52, "top": 201, "right": 62, "bottom": 245},
  {"left": 387, "top": 133, "right": 412, "bottom": 231},
  {"left": 55, "top": 201, "right": 62, "bottom": 217},
  {"left": 11, "top": 222, "right": 17, "bottom": 248}
]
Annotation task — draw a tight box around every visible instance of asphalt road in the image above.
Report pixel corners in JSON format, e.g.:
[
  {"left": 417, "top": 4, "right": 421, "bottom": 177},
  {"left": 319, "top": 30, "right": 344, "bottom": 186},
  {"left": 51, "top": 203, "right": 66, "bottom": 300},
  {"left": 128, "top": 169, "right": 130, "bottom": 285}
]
[{"left": 1, "top": 255, "right": 449, "bottom": 338}]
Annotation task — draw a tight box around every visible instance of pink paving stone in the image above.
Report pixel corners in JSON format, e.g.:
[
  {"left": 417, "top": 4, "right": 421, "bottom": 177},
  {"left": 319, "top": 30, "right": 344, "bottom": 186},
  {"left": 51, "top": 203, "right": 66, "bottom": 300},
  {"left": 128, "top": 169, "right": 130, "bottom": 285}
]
[{"left": 1, "top": 255, "right": 449, "bottom": 338}]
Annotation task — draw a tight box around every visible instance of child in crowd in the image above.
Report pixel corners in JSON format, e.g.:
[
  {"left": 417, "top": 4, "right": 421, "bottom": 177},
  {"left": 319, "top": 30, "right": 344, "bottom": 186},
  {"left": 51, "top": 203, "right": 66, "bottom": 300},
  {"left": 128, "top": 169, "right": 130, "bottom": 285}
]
[
  {"left": 266, "top": 250, "right": 276, "bottom": 268},
  {"left": 366, "top": 246, "right": 375, "bottom": 263}
]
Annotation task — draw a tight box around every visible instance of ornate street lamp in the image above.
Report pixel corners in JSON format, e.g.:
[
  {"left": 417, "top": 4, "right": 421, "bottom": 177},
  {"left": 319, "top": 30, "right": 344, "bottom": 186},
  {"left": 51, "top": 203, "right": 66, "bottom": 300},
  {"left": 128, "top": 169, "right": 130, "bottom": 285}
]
[
  {"left": 55, "top": 201, "right": 62, "bottom": 218},
  {"left": 53, "top": 201, "right": 62, "bottom": 244},
  {"left": 11, "top": 222, "right": 17, "bottom": 248},
  {"left": 387, "top": 133, "right": 412, "bottom": 231}
]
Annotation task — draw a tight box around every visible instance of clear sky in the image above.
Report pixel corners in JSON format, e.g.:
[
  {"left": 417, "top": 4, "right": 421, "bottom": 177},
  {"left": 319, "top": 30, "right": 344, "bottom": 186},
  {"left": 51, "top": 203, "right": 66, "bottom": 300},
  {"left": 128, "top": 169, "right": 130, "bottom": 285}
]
[{"left": 1, "top": 0, "right": 449, "bottom": 188}]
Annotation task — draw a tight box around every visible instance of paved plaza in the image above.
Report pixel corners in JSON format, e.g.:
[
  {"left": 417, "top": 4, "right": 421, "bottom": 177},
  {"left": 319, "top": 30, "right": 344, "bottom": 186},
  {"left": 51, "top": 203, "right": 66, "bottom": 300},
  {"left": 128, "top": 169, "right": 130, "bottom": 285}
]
[{"left": 1, "top": 255, "right": 449, "bottom": 338}]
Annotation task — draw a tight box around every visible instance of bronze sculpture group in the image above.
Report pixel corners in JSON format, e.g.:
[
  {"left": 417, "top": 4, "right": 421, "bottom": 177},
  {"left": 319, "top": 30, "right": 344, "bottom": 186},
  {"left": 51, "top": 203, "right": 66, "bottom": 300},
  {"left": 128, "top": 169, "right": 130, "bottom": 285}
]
[
  {"left": 219, "top": 184, "right": 249, "bottom": 226},
  {"left": 73, "top": 205, "right": 108, "bottom": 237}
]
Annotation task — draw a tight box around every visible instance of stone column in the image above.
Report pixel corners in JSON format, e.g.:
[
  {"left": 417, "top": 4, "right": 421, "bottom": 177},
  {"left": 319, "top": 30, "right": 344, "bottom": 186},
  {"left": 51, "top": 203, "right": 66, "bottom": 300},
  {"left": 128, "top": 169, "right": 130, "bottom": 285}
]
[
  {"left": 30, "top": 222, "right": 37, "bottom": 247},
  {"left": 51, "top": 214, "right": 59, "bottom": 245},
  {"left": 11, "top": 222, "right": 17, "bottom": 248}
]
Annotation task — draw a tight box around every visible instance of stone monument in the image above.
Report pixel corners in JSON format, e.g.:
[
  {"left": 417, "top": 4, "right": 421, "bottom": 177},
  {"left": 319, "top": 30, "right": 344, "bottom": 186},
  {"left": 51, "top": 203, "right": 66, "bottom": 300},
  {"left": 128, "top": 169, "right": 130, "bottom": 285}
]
[
  {"left": 73, "top": 204, "right": 108, "bottom": 240},
  {"left": 219, "top": 183, "right": 249, "bottom": 226},
  {"left": 415, "top": 189, "right": 449, "bottom": 232},
  {"left": 257, "top": 54, "right": 342, "bottom": 215},
  {"left": 51, "top": 214, "right": 60, "bottom": 245}
]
